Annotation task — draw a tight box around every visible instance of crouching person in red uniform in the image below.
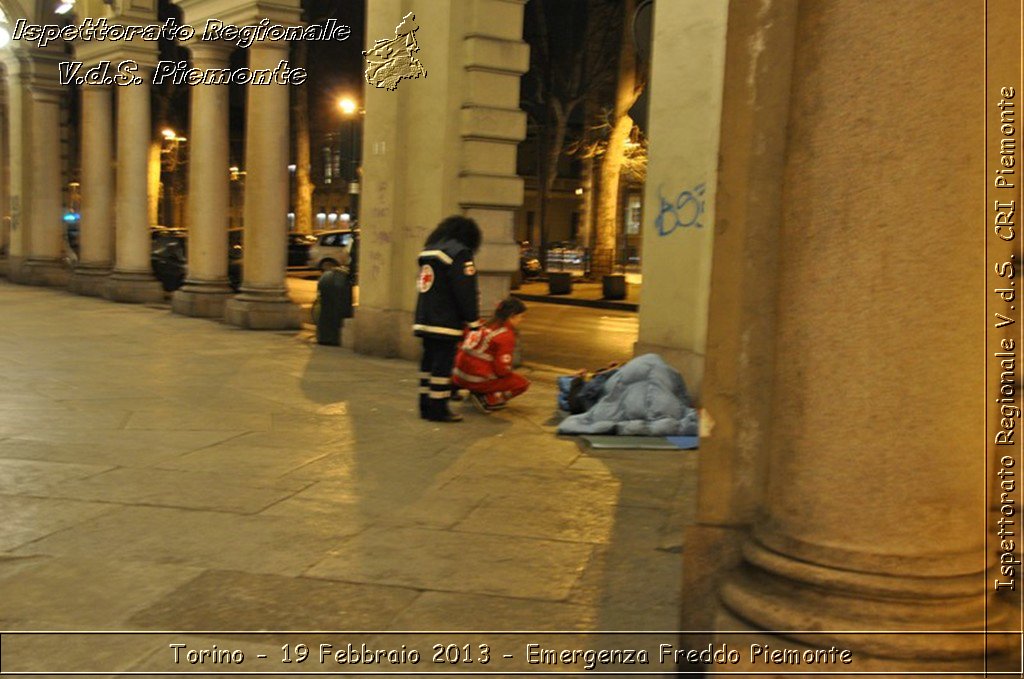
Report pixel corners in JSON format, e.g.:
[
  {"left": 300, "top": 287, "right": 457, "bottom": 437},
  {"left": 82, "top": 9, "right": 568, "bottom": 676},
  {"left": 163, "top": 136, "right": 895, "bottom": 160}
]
[{"left": 453, "top": 298, "right": 530, "bottom": 412}]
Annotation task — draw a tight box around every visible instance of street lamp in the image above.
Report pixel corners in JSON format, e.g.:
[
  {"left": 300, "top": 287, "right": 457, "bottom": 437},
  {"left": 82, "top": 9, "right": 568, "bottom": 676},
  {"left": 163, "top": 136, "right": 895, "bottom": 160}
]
[
  {"left": 338, "top": 97, "right": 357, "bottom": 116},
  {"left": 337, "top": 96, "right": 362, "bottom": 221},
  {"left": 159, "top": 128, "right": 188, "bottom": 228}
]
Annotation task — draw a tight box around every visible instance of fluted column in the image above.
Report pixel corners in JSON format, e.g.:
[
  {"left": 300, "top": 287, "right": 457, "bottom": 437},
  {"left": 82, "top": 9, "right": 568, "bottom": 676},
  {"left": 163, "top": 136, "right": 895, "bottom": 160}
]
[
  {"left": 172, "top": 42, "right": 235, "bottom": 318},
  {"left": 69, "top": 84, "right": 114, "bottom": 296},
  {"left": 223, "top": 39, "right": 300, "bottom": 329},
  {"left": 106, "top": 64, "right": 163, "bottom": 304}
]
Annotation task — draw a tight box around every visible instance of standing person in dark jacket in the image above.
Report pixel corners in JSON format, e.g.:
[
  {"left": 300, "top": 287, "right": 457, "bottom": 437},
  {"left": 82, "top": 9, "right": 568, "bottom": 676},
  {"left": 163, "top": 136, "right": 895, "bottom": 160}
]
[
  {"left": 414, "top": 215, "right": 483, "bottom": 422},
  {"left": 315, "top": 253, "right": 353, "bottom": 346}
]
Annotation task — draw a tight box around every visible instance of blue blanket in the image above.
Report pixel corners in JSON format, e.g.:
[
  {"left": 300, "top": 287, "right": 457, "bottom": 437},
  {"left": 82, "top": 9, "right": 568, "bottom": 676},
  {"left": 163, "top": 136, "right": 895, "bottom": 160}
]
[{"left": 557, "top": 354, "right": 699, "bottom": 437}]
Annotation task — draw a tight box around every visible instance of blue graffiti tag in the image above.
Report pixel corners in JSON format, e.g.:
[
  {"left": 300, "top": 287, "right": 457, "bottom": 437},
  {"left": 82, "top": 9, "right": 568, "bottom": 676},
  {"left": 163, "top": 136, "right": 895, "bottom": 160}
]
[{"left": 655, "top": 183, "right": 706, "bottom": 236}]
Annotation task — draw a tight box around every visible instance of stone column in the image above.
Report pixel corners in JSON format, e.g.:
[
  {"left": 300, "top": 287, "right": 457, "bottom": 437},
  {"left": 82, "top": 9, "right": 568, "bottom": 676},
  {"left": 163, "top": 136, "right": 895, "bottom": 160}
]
[
  {"left": 69, "top": 84, "right": 114, "bottom": 296},
  {"left": 172, "top": 42, "right": 235, "bottom": 318},
  {"left": 224, "top": 40, "right": 300, "bottom": 329},
  {"left": 106, "top": 64, "right": 163, "bottom": 303},
  {"left": 0, "top": 71, "right": 9, "bottom": 278},
  {"left": 701, "top": 1, "right": 1010, "bottom": 672},
  {"left": 20, "top": 81, "right": 66, "bottom": 286},
  {"left": 3, "top": 51, "right": 67, "bottom": 287},
  {"left": 677, "top": 0, "right": 796, "bottom": 649},
  {"left": 3, "top": 56, "right": 29, "bottom": 281},
  {"left": 634, "top": 0, "right": 729, "bottom": 398}
]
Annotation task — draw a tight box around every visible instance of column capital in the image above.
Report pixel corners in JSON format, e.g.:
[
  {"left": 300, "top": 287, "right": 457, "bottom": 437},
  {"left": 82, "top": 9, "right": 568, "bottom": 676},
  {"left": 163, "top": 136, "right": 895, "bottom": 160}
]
[
  {"left": 107, "top": 0, "right": 159, "bottom": 23},
  {"left": 3, "top": 48, "right": 66, "bottom": 96},
  {"left": 175, "top": 0, "right": 301, "bottom": 27},
  {"left": 74, "top": 41, "right": 158, "bottom": 69},
  {"left": 247, "top": 37, "right": 292, "bottom": 56},
  {"left": 186, "top": 39, "right": 235, "bottom": 68}
]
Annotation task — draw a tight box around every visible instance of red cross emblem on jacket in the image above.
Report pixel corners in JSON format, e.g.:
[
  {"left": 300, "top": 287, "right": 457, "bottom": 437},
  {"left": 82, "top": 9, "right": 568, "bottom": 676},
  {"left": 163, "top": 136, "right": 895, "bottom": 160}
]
[{"left": 417, "top": 264, "right": 435, "bottom": 292}]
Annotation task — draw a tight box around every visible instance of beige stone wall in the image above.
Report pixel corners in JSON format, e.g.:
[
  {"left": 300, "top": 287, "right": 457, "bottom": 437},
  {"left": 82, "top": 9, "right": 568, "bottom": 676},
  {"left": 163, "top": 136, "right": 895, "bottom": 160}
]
[
  {"left": 635, "top": 0, "right": 729, "bottom": 397},
  {"left": 354, "top": 0, "right": 527, "bottom": 359}
]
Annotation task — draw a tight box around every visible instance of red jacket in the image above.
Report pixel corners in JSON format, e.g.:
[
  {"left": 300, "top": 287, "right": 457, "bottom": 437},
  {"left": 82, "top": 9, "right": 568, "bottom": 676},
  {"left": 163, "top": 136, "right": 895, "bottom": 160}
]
[{"left": 452, "top": 322, "right": 516, "bottom": 386}]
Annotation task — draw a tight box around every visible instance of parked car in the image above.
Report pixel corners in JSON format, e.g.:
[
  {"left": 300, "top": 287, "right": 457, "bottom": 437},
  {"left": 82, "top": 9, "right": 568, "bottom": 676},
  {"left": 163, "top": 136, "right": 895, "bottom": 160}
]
[
  {"left": 150, "top": 229, "right": 241, "bottom": 292},
  {"left": 288, "top": 233, "right": 318, "bottom": 268},
  {"left": 308, "top": 229, "right": 359, "bottom": 278},
  {"left": 519, "top": 241, "right": 542, "bottom": 280}
]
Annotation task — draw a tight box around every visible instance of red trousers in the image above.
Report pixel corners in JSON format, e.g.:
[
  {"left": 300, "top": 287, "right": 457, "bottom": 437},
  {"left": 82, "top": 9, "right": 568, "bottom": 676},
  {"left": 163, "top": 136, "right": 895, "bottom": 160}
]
[{"left": 457, "top": 372, "right": 530, "bottom": 402}]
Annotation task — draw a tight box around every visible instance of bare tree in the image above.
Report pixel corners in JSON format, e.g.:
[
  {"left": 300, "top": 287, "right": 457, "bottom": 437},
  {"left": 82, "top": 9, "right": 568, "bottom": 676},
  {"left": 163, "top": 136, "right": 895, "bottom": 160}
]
[
  {"left": 591, "top": 0, "right": 644, "bottom": 277},
  {"left": 522, "top": 0, "right": 617, "bottom": 253}
]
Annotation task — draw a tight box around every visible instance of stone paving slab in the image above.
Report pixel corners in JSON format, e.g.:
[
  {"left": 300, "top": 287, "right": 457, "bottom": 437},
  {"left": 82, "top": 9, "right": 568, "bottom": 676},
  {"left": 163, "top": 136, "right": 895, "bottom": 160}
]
[
  {"left": 305, "top": 525, "right": 596, "bottom": 601},
  {"left": 0, "top": 494, "right": 120, "bottom": 552},
  {"left": 0, "top": 556, "right": 204, "bottom": 629},
  {"left": 0, "top": 429, "right": 246, "bottom": 468},
  {"left": 0, "top": 632, "right": 179, "bottom": 674},
  {"left": 0, "top": 280, "right": 697, "bottom": 675},
  {"left": 39, "top": 466, "right": 312, "bottom": 514},
  {"left": 0, "top": 457, "right": 113, "bottom": 495},
  {"left": 12, "top": 505, "right": 358, "bottom": 577},
  {"left": 127, "top": 570, "right": 422, "bottom": 632}
]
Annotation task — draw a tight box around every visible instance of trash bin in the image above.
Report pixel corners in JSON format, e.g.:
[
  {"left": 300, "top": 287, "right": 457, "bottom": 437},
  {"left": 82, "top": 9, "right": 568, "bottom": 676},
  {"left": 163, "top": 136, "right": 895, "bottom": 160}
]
[
  {"left": 548, "top": 271, "right": 573, "bottom": 295},
  {"left": 602, "top": 274, "right": 626, "bottom": 300}
]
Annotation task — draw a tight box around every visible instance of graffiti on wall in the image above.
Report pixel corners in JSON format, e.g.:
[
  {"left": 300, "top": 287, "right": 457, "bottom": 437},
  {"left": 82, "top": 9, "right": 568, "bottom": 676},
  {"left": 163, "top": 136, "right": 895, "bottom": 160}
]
[{"left": 655, "top": 183, "right": 706, "bottom": 236}]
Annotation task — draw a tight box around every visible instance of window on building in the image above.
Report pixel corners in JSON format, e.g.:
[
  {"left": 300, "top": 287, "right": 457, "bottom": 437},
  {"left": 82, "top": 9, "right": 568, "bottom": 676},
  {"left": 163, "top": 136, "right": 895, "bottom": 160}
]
[
  {"left": 625, "top": 193, "right": 642, "bottom": 235},
  {"left": 322, "top": 147, "right": 332, "bottom": 184}
]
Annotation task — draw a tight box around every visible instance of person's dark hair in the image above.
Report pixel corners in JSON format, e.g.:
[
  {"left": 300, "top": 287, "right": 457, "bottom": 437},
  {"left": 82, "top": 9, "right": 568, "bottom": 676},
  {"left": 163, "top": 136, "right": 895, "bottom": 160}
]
[
  {"left": 424, "top": 215, "right": 482, "bottom": 253},
  {"left": 488, "top": 297, "right": 527, "bottom": 327}
]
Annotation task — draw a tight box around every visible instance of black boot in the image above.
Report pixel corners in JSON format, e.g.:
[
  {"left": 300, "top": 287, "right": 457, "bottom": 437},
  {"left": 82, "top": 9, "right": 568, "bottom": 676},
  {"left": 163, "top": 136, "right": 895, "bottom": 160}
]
[
  {"left": 419, "top": 394, "right": 430, "bottom": 419},
  {"left": 426, "top": 398, "right": 462, "bottom": 422}
]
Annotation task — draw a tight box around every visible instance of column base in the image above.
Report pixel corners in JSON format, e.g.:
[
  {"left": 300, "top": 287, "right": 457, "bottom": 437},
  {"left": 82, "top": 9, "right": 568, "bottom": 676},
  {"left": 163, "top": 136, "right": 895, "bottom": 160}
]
[
  {"left": 69, "top": 264, "right": 111, "bottom": 297},
  {"left": 710, "top": 607, "right": 1003, "bottom": 675},
  {"left": 679, "top": 523, "right": 746, "bottom": 648},
  {"left": 351, "top": 306, "right": 418, "bottom": 359},
  {"left": 171, "top": 281, "right": 235, "bottom": 318},
  {"left": 8, "top": 257, "right": 70, "bottom": 287},
  {"left": 223, "top": 288, "right": 300, "bottom": 330},
  {"left": 713, "top": 537, "right": 1014, "bottom": 672},
  {"left": 104, "top": 270, "right": 166, "bottom": 304}
]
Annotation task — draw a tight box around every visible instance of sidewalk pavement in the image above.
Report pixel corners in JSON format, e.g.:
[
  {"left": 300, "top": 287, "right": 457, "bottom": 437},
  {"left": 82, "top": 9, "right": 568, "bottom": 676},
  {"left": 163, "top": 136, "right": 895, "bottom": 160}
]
[
  {"left": 513, "top": 279, "right": 640, "bottom": 311},
  {"left": 0, "top": 280, "right": 696, "bottom": 675}
]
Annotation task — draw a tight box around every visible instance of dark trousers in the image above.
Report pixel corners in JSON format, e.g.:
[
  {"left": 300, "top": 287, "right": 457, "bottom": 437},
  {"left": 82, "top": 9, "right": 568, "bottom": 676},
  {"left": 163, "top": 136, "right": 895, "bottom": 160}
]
[{"left": 419, "top": 336, "right": 459, "bottom": 419}]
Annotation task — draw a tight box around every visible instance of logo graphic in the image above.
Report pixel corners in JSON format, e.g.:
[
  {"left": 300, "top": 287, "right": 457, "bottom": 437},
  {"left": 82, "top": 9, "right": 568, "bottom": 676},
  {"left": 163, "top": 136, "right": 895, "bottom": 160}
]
[
  {"left": 363, "top": 12, "right": 427, "bottom": 91},
  {"left": 417, "top": 264, "right": 435, "bottom": 292}
]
